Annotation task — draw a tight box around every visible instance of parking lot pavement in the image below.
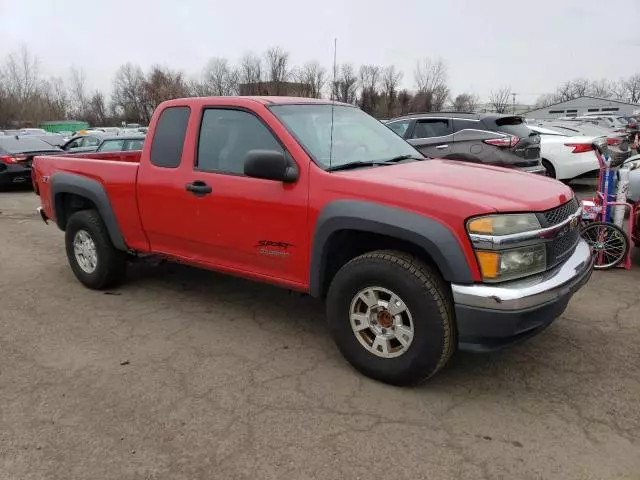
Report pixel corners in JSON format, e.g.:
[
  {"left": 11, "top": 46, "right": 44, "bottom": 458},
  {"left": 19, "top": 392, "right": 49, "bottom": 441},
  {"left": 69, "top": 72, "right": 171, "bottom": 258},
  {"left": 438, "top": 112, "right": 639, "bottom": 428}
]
[{"left": 1, "top": 189, "right": 640, "bottom": 480}]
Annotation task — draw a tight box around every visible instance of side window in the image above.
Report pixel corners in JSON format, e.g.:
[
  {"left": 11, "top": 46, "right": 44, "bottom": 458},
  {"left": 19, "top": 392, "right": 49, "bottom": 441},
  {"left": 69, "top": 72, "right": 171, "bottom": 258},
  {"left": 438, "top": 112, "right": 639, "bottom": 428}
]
[
  {"left": 452, "top": 119, "right": 481, "bottom": 132},
  {"left": 412, "top": 119, "right": 452, "bottom": 139},
  {"left": 150, "top": 106, "right": 190, "bottom": 168},
  {"left": 197, "top": 109, "right": 284, "bottom": 175},
  {"left": 66, "top": 138, "right": 82, "bottom": 149},
  {"left": 99, "top": 140, "right": 125, "bottom": 152},
  {"left": 83, "top": 136, "right": 101, "bottom": 147},
  {"left": 387, "top": 120, "right": 410, "bottom": 137},
  {"left": 126, "top": 139, "right": 144, "bottom": 151}
]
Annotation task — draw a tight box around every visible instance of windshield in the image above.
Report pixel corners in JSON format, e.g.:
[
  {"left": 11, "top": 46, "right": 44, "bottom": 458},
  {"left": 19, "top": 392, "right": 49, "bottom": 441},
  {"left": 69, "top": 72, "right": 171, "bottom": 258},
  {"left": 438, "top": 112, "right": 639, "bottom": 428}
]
[{"left": 270, "top": 104, "right": 420, "bottom": 169}]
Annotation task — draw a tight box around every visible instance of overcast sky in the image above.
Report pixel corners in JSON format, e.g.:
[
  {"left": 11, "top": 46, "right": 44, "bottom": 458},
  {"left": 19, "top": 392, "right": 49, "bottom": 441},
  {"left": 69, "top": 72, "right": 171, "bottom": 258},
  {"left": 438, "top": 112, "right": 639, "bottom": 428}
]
[{"left": 1, "top": 0, "right": 639, "bottom": 104}]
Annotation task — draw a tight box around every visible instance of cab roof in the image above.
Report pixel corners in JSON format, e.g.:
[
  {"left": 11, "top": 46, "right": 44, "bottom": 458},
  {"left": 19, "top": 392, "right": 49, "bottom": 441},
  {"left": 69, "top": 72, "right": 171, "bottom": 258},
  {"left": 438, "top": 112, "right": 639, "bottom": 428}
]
[{"left": 163, "top": 96, "right": 353, "bottom": 108}]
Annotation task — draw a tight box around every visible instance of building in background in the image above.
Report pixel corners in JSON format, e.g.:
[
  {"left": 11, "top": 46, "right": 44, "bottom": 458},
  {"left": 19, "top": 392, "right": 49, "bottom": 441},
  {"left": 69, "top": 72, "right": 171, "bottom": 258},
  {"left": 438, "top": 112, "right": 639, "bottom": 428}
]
[
  {"left": 524, "top": 96, "right": 640, "bottom": 120},
  {"left": 39, "top": 120, "right": 90, "bottom": 133}
]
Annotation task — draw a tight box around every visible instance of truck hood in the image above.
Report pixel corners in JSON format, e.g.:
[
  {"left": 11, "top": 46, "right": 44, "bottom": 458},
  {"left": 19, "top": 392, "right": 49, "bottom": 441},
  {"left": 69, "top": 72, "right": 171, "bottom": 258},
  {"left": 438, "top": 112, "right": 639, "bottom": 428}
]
[{"left": 336, "top": 159, "right": 574, "bottom": 213}]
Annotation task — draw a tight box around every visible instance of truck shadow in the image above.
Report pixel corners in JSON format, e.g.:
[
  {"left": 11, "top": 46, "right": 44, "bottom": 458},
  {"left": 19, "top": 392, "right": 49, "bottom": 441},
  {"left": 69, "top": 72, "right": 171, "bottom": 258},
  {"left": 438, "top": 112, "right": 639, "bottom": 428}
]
[{"left": 123, "top": 259, "right": 529, "bottom": 388}]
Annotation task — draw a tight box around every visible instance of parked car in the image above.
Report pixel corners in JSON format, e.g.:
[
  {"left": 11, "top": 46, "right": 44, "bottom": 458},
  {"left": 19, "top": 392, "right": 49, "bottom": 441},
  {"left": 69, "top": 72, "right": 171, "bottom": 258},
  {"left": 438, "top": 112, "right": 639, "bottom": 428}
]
[
  {"left": 26, "top": 133, "right": 67, "bottom": 148},
  {"left": 60, "top": 132, "right": 107, "bottom": 153},
  {"left": 535, "top": 121, "right": 632, "bottom": 167},
  {"left": 90, "top": 127, "right": 123, "bottom": 136},
  {"left": 385, "top": 112, "right": 545, "bottom": 174},
  {"left": 528, "top": 125, "right": 601, "bottom": 180},
  {"left": 568, "top": 115, "right": 628, "bottom": 132},
  {"left": 95, "top": 135, "right": 145, "bottom": 152},
  {"left": 0, "top": 136, "right": 61, "bottom": 189},
  {"left": 32, "top": 96, "right": 593, "bottom": 386}
]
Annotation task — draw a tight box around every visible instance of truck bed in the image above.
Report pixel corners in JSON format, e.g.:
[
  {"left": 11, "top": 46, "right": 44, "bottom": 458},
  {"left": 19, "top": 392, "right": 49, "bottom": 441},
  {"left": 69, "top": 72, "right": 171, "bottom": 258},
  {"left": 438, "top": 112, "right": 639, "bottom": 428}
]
[{"left": 33, "top": 154, "right": 149, "bottom": 252}]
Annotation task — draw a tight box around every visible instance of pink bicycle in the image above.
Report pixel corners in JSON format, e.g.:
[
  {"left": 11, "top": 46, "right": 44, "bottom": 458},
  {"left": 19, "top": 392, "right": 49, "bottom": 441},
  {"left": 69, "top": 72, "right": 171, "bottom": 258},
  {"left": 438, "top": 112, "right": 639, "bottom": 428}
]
[{"left": 579, "top": 141, "right": 632, "bottom": 269}]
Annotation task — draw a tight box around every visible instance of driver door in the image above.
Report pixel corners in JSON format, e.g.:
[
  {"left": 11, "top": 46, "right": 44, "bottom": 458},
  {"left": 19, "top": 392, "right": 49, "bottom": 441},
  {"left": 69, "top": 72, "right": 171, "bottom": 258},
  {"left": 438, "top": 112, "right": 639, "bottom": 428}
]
[{"left": 181, "top": 107, "right": 309, "bottom": 284}]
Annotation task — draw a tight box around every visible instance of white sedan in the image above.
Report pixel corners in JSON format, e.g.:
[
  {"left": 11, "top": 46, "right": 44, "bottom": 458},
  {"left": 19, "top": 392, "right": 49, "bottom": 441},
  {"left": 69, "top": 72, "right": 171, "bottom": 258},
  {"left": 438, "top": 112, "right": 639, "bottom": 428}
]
[{"left": 528, "top": 125, "right": 600, "bottom": 182}]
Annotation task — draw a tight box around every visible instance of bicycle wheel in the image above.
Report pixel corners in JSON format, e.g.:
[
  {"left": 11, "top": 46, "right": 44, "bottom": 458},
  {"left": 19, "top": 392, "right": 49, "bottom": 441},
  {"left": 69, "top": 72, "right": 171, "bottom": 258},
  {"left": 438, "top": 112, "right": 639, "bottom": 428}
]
[{"left": 580, "top": 221, "right": 630, "bottom": 270}]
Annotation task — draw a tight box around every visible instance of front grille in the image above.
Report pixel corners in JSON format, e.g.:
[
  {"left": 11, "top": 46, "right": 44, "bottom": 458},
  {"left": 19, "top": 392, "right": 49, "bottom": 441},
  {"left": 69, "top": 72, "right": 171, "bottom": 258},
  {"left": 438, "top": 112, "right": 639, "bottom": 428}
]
[
  {"left": 542, "top": 197, "right": 579, "bottom": 226},
  {"left": 549, "top": 228, "right": 579, "bottom": 267},
  {"left": 538, "top": 198, "right": 580, "bottom": 269}
]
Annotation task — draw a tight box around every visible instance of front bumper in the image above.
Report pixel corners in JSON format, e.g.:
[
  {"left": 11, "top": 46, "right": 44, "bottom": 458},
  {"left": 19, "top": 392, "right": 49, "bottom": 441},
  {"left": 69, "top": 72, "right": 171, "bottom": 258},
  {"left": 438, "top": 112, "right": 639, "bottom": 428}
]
[{"left": 451, "top": 239, "right": 593, "bottom": 352}]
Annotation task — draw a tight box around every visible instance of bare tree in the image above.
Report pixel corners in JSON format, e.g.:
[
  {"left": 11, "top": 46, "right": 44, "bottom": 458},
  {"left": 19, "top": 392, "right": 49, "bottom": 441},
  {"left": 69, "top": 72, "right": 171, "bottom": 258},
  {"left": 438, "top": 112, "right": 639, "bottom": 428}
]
[
  {"left": 451, "top": 93, "right": 479, "bottom": 112},
  {"left": 3, "top": 46, "right": 41, "bottom": 119},
  {"left": 238, "top": 53, "right": 263, "bottom": 94},
  {"left": 264, "top": 46, "right": 290, "bottom": 95},
  {"left": 142, "top": 65, "right": 189, "bottom": 119},
  {"left": 588, "top": 79, "right": 611, "bottom": 98},
  {"left": 86, "top": 91, "right": 107, "bottom": 125},
  {"left": 381, "top": 66, "right": 403, "bottom": 117},
  {"left": 397, "top": 89, "right": 412, "bottom": 115},
  {"left": 412, "top": 58, "right": 449, "bottom": 112},
  {"left": 111, "top": 63, "right": 147, "bottom": 123},
  {"left": 624, "top": 74, "right": 640, "bottom": 103},
  {"left": 533, "top": 93, "right": 558, "bottom": 109},
  {"left": 358, "top": 65, "right": 382, "bottom": 114},
  {"left": 332, "top": 64, "right": 358, "bottom": 104},
  {"left": 202, "top": 57, "right": 238, "bottom": 96},
  {"left": 69, "top": 66, "right": 88, "bottom": 118},
  {"left": 489, "top": 87, "right": 512, "bottom": 113},
  {"left": 294, "top": 61, "right": 326, "bottom": 98},
  {"left": 40, "top": 77, "right": 69, "bottom": 120}
]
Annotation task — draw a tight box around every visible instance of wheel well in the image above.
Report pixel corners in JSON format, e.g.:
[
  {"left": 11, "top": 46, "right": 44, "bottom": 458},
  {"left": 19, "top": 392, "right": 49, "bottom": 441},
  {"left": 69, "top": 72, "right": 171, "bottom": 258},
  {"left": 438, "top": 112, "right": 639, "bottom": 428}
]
[
  {"left": 319, "top": 230, "right": 439, "bottom": 298},
  {"left": 55, "top": 193, "right": 98, "bottom": 230}
]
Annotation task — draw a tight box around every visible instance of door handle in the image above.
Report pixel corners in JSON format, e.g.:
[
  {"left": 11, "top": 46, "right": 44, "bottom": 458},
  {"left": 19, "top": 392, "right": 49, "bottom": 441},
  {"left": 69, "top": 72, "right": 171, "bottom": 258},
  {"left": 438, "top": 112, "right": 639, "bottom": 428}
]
[
  {"left": 185, "top": 180, "right": 212, "bottom": 196},
  {"left": 435, "top": 145, "right": 449, "bottom": 149}
]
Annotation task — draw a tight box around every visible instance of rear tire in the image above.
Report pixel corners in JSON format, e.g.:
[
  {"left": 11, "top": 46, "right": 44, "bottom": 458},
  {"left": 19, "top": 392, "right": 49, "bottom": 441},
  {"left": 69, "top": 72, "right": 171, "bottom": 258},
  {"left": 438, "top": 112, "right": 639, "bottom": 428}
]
[
  {"left": 542, "top": 159, "right": 556, "bottom": 179},
  {"left": 65, "top": 209, "right": 127, "bottom": 289},
  {"left": 326, "top": 250, "right": 456, "bottom": 386}
]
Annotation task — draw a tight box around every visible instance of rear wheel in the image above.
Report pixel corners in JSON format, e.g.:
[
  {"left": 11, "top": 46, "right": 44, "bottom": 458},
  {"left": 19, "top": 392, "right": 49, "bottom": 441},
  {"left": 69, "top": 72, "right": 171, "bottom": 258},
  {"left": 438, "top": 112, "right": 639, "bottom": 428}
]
[
  {"left": 65, "top": 209, "right": 127, "bottom": 289},
  {"left": 542, "top": 159, "right": 556, "bottom": 179},
  {"left": 326, "top": 250, "right": 456, "bottom": 386},
  {"left": 580, "top": 221, "right": 629, "bottom": 269}
]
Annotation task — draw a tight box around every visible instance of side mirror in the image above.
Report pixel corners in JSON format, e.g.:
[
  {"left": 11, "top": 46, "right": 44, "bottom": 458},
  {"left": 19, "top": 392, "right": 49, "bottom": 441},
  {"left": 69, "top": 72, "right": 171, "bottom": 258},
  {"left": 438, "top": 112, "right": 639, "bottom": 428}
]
[{"left": 244, "top": 150, "right": 298, "bottom": 183}]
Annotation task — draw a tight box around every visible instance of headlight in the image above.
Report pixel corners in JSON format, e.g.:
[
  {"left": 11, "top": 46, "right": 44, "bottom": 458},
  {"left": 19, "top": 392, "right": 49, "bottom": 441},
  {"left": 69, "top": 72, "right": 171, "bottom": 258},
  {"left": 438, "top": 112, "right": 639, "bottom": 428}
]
[
  {"left": 475, "top": 244, "right": 546, "bottom": 282},
  {"left": 467, "top": 214, "right": 541, "bottom": 236}
]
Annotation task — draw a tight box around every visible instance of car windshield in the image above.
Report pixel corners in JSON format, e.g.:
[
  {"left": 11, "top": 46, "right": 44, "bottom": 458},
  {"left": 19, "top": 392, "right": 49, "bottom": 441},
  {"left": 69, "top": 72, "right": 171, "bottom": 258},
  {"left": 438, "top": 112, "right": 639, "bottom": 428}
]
[{"left": 269, "top": 104, "right": 420, "bottom": 169}]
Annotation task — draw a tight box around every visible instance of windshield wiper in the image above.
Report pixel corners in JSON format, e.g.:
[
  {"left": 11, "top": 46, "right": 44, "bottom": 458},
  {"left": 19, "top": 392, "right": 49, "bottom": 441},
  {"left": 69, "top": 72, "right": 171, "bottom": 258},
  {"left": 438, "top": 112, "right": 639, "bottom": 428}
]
[
  {"left": 326, "top": 161, "right": 392, "bottom": 172},
  {"left": 326, "top": 155, "right": 425, "bottom": 172},
  {"left": 383, "top": 154, "right": 424, "bottom": 162}
]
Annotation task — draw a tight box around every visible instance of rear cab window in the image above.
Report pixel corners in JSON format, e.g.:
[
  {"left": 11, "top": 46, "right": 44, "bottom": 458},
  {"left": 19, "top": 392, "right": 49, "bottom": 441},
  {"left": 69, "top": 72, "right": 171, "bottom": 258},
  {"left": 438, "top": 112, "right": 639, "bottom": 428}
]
[{"left": 150, "top": 106, "right": 191, "bottom": 168}]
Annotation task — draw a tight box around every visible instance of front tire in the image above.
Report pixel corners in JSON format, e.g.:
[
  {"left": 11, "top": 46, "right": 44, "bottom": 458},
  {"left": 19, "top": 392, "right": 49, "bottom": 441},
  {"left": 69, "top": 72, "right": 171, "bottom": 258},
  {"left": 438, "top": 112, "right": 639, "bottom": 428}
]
[
  {"left": 542, "top": 159, "right": 556, "bottom": 179},
  {"left": 326, "top": 250, "right": 456, "bottom": 386},
  {"left": 65, "top": 209, "right": 127, "bottom": 289}
]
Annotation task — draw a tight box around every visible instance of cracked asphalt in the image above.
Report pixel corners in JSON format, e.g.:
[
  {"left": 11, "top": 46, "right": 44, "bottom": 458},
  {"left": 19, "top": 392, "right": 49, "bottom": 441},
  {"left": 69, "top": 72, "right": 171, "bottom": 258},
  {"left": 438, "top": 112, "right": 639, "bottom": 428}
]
[{"left": 1, "top": 188, "right": 639, "bottom": 480}]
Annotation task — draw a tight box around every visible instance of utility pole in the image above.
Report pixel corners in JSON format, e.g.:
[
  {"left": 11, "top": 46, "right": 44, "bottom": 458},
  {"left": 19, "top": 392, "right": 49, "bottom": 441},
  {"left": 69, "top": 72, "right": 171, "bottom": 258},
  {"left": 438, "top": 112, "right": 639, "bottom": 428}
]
[{"left": 512, "top": 92, "right": 518, "bottom": 114}]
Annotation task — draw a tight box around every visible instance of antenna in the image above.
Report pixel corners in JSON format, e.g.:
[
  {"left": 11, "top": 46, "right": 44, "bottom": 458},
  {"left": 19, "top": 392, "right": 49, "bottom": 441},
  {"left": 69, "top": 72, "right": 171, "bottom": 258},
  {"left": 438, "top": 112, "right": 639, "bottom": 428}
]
[{"left": 329, "top": 37, "right": 337, "bottom": 167}]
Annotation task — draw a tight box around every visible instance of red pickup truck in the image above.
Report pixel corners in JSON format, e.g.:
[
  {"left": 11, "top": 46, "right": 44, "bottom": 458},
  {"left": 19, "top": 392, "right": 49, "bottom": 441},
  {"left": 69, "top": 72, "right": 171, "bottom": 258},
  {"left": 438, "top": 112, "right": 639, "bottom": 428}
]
[{"left": 33, "top": 96, "right": 593, "bottom": 386}]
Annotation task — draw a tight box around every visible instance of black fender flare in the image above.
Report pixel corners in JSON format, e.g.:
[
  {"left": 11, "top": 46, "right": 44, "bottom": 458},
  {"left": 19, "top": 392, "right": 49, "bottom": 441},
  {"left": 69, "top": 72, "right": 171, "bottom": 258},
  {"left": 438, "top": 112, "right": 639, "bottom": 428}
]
[
  {"left": 309, "top": 200, "right": 473, "bottom": 297},
  {"left": 50, "top": 172, "right": 127, "bottom": 251}
]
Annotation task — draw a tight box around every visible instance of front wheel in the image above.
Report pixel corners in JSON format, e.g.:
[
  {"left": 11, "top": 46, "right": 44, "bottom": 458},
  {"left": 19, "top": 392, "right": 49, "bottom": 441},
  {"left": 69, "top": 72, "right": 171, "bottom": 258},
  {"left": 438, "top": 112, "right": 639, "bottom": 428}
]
[
  {"left": 580, "top": 221, "right": 629, "bottom": 270},
  {"left": 326, "top": 250, "right": 456, "bottom": 386},
  {"left": 65, "top": 209, "right": 128, "bottom": 289}
]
